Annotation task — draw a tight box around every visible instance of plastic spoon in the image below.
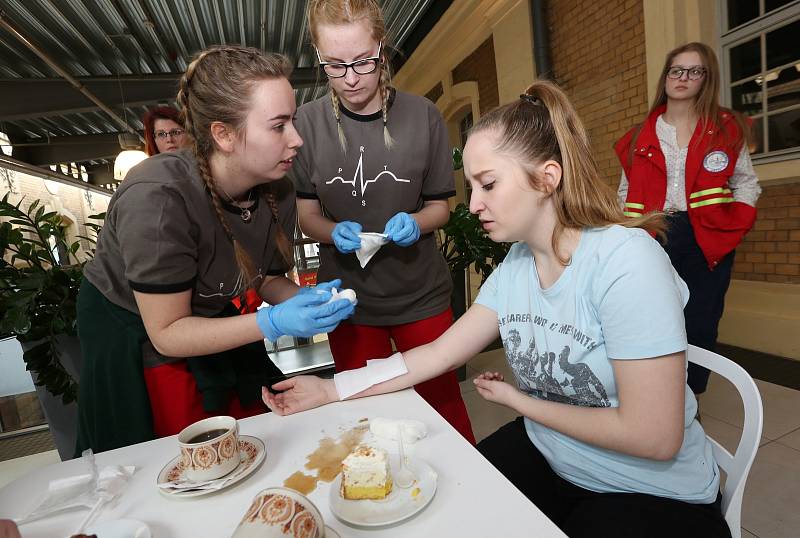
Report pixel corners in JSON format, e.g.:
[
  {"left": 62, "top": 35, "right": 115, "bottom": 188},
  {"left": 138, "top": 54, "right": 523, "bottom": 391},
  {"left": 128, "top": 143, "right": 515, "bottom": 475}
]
[{"left": 394, "top": 424, "right": 415, "bottom": 488}]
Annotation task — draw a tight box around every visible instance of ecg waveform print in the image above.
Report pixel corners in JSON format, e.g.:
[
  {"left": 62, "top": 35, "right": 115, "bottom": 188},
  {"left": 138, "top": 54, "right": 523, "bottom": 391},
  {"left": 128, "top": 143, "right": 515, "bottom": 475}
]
[{"left": 325, "top": 145, "right": 410, "bottom": 196}]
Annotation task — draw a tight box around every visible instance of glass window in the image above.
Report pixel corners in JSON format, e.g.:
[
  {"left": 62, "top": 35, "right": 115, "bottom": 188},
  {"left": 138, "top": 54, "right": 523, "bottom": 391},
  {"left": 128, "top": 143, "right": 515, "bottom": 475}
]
[
  {"left": 728, "top": 0, "right": 797, "bottom": 30},
  {"left": 766, "top": 19, "right": 799, "bottom": 70},
  {"left": 722, "top": 4, "right": 800, "bottom": 157},
  {"left": 727, "top": 0, "right": 759, "bottom": 29},
  {"left": 729, "top": 37, "right": 760, "bottom": 82},
  {"left": 766, "top": 64, "right": 800, "bottom": 110},
  {"left": 768, "top": 108, "right": 800, "bottom": 151},
  {"left": 765, "top": 0, "right": 795, "bottom": 14},
  {"left": 732, "top": 79, "right": 763, "bottom": 116}
]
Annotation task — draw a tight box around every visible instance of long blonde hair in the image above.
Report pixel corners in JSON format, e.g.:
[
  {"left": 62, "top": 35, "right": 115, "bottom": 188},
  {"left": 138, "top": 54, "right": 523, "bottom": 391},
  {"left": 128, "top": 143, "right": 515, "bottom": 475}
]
[
  {"left": 307, "top": 0, "right": 394, "bottom": 152},
  {"left": 635, "top": 42, "right": 749, "bottom": 158},
  {"left": 176, "top": 45, "right": 293, "bottom": 291},
  {"left": 472, "top": 81, "right": 666, "bottom": 265}
]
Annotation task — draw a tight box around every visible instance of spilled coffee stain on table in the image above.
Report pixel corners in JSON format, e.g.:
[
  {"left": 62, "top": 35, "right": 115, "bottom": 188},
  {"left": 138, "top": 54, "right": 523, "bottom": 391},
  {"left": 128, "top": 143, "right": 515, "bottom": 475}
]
[{"left": 284, "top": 422, "right": 368, "bottom": 495}]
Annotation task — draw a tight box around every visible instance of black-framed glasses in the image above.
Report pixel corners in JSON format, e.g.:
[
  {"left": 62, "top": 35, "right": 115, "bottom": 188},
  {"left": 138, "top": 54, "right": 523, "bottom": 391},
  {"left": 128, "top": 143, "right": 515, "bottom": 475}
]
[
  {"left": 154, "top": 128, "right": 185, "bottom": 139},
  {"left": 666, "top": 66, "right": 707, "bottom": 80},
  {"left": 316, "top": 42, "right": 382, "bottom": 78}
]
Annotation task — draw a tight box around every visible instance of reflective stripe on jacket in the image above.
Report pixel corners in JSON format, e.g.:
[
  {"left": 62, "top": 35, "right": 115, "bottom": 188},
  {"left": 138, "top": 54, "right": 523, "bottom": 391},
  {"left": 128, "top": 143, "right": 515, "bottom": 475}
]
[{"left": 615, "top": 105, "right": 757, "bottom": 269}]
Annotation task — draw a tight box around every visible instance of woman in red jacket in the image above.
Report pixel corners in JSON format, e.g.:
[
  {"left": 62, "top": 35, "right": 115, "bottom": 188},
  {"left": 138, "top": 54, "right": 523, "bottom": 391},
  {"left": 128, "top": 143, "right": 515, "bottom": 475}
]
[{"left": 615, "top": 42, "right": 760, "bottom": 396}]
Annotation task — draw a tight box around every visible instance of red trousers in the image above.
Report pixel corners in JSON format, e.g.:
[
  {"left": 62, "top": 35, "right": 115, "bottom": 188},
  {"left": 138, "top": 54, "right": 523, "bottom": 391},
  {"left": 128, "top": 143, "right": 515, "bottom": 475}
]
[
  {"left": 328, "top": 308, "right": 476, "bottom": 444},
  {"left": 143, "top": 361, "right": 266, "bottom": 438}
]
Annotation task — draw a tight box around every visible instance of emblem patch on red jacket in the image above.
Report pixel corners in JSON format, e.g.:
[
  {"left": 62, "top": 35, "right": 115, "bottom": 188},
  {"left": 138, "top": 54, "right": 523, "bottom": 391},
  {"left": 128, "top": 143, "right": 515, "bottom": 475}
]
[{"left": 703, "top": 151, "right": 729, "bottom": 173}]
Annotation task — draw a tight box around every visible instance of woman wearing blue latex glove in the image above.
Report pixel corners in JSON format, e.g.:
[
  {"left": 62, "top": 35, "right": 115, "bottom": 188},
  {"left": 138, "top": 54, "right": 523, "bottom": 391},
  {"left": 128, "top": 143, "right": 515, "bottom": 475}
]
[
  {"left": 257, "top": 281, "right": 355, "bottom": 341},
  {"left": 331, "top": 221, "right": 362, "bottom": 253},
  {"left": 75, "top": 46, "right": 354, "bottom": 454},
  {"left": 287, "top": 0, "right": 475, "bottom": 444},
  {"left": 383, "top": 212, "right": 420, "bottom": 247}
]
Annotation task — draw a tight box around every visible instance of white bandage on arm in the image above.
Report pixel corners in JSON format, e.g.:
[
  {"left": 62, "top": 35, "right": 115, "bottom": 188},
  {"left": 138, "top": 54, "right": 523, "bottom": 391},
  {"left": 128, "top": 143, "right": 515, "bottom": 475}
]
[{"left": 333, "top": 352, "right": 408, "bottom": 400}]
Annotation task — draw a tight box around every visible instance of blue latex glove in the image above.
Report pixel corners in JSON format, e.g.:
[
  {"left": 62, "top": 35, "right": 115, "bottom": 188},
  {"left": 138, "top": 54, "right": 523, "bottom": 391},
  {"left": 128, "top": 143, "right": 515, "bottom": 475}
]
[
  {"left": 383, "top": 212, "right": 420, "bottom": 247},
  {"left": 256, "top": 279, "right": 355, "bottom": 340},
  {"left": 331, "top": 221, "right": 362, "bottom": 253}
]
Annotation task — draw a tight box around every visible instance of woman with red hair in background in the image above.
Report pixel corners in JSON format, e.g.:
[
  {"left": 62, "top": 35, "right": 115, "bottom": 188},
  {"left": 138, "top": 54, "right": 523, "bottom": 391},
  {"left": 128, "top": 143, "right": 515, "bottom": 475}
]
[{"left": 143, "top": 106, "right": 188, "bottom": 156}]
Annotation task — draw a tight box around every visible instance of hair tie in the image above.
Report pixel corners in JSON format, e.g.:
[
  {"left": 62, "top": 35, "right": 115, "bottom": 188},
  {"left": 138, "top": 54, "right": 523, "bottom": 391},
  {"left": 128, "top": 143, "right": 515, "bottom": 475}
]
[{"left": 520, "top": 94, "right": 542, "bottom": 106}]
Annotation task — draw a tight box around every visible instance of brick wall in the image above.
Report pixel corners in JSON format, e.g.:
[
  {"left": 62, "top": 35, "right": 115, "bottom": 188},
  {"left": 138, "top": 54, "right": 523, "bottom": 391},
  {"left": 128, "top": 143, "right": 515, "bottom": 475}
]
[
  {"left": 452, "top": 37, "right": 499, "bottom": 115},
  {"left": 547, "top": 0, "right": 648, "bottom": 187},
  {"left": 732, "top": 183, "right": 800, "bottom": 283},
  {"left": 546, "top": 0, "right": 800, "bottom": 283}
]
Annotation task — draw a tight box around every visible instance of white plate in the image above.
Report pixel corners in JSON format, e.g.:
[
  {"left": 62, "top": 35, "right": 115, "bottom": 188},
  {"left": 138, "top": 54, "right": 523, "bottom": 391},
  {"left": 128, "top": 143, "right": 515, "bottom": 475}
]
[
  {"left": 157, "top": 435, "right": 266, "bottom": 499},
  {"left": 329, "top": 456, "right": 437, "bottom": 527},
  {"left": 85, "top": 518, "right": 151, "bottom": 538}
]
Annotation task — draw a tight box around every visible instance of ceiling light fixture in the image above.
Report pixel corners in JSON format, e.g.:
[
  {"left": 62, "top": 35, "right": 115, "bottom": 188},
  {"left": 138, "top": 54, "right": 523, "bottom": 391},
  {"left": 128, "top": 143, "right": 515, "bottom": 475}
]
[{"left": 113, "top": 133, "right": 146, "bottom": 181}]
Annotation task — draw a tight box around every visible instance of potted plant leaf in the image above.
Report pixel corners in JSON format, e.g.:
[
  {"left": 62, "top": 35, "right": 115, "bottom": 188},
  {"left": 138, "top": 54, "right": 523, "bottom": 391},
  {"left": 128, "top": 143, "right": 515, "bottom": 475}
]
[{"left": 0, "top": 193, "right": 102, "bottom": 459}]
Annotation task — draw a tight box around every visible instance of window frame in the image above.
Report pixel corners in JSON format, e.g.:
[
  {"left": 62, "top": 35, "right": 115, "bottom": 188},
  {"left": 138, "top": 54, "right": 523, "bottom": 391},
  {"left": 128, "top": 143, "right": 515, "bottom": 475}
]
[{"left": 719, "top": 0, "right": 800, "bottom": 163}]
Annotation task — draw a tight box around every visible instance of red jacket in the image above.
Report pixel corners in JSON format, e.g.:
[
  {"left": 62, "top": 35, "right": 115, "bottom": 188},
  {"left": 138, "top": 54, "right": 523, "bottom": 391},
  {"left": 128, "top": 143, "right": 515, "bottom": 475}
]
[{"left": 615, "top": 105, "right": 757, "bottom": 269}]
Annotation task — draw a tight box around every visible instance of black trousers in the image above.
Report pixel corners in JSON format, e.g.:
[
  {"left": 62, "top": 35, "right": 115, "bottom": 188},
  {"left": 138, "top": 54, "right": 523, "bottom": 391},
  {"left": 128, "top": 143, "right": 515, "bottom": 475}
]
[
  {"left": 662, "top": 212, "right": 735, "bottom": 394},
  {"left": 477, "top": 418, "right": 732, "bottom": 538}
]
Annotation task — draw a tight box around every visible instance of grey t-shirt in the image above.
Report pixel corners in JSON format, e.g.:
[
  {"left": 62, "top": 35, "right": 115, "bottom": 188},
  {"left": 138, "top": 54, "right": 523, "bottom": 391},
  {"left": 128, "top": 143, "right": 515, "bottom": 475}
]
[
  {"left": 84, "top": 149, "right": 296, "bottom": 317},
  {"left": 291, "top": 90, "right": 454, "bottom": 325}
]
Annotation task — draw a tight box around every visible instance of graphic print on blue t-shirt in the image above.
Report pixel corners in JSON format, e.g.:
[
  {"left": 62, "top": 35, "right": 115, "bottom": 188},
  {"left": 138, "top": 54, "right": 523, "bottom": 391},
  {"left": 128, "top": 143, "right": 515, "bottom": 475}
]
[
  {"left": 503, "top": 325, "right": 610, "bottom": 409},
  {"left": 325, "top": 145, "right": 410, "bottom": 202},
  {"left": 475, "top": 229, "right": 720, "bottom": 502}
]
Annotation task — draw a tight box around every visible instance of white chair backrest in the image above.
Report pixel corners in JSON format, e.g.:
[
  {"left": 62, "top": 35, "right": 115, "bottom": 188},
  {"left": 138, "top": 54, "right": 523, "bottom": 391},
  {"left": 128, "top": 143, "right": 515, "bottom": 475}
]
[{"left": 687, "top": 345, "right": 763, "bottom": 538}]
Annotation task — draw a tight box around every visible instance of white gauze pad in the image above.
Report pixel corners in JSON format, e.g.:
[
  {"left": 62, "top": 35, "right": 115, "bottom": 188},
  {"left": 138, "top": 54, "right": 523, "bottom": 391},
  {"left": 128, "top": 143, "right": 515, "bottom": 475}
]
[{"left": 333, "top": 352, "right": 408, "bottom": 400}]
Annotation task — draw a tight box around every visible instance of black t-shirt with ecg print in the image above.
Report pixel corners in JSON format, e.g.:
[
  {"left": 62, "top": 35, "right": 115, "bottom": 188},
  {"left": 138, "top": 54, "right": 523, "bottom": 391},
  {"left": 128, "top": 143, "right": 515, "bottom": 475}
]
[
  {"left": 290, "top": 90, "right": 454, "bottom": 325},
  {"left": 84, "top": 149, "right": 296, "bottom": 317}
]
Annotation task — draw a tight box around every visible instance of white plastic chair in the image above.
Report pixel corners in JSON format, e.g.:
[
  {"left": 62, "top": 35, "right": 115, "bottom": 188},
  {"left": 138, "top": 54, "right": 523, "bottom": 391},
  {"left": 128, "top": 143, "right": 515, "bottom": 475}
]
[{"left": 687, "top": 344, "right": 764, "bottom": 538}]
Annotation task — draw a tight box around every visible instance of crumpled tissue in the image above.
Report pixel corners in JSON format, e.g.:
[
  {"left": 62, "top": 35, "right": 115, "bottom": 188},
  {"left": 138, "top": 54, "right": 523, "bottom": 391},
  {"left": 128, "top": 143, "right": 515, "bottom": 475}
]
[
  {"left": 356, "top": 232, "right": 389, "bottom": 268},
  {"left": 14, "top": 449, "right": 135, "bottom": 527},
  {"left": 369, "top": 417, "right": 427, "bottom": 444}
]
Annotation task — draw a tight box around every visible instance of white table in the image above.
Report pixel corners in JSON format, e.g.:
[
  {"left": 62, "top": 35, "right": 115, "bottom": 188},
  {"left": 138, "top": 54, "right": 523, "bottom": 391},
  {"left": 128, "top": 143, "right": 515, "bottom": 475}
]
[{"left": 0, "top": 389, "right": 566, "bottom": 537}]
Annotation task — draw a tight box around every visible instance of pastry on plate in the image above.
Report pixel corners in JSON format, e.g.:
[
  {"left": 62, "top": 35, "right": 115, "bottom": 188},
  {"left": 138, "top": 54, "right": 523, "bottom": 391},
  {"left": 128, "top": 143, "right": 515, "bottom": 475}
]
[{"left": 340, "top": 445, "right": 392, "bottom": 500}]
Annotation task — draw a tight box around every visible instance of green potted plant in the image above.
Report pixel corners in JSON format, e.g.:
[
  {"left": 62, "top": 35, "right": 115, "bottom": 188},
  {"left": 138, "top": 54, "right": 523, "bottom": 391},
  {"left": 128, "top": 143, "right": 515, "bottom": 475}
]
[{"left": 0, "top": 193, "right": 102, "bottom": 458}]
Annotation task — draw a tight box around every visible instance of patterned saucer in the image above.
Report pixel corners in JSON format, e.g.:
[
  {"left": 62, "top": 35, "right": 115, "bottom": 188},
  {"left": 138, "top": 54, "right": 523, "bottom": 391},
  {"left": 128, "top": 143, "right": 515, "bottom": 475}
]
[{"left": 157, "top": 435, "right": 266, "bottom": 499}]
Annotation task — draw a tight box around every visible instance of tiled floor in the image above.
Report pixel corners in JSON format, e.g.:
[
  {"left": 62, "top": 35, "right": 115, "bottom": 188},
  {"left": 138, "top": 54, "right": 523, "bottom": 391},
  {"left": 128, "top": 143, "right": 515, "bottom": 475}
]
[
  {"left": 1, "top": 348, "right": 798, "bottom": 537},
  {"left": 459, "top": 348, "right": 800, "bottom": 538}
]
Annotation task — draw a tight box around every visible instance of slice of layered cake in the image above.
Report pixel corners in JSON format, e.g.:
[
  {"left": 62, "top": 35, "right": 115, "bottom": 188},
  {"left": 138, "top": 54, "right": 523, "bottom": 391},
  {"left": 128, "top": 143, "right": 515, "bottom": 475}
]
[{"left": 340, "top": 445, "right": 393, "bottom": 500}]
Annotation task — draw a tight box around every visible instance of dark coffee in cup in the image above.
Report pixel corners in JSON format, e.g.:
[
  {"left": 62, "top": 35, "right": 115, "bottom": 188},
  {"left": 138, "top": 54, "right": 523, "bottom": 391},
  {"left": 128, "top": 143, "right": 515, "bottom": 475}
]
[
  {"left": 178, "top": 415, "right": 239, "bottom": 481},
  {"left": 188, "top": 428, "right": 228, "bottom": 444}
]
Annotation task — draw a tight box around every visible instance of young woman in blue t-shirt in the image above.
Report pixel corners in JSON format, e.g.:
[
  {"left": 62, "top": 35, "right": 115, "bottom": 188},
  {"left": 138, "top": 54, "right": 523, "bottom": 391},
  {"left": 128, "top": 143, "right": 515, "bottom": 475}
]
[{"left": 262, "top": 80, "right": 731, "bottom": 537}]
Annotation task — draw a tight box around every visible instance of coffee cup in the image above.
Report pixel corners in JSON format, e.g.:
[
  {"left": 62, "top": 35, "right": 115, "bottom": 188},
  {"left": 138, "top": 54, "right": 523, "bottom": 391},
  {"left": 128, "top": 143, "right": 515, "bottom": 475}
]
[
  {"left": 178, "top": 415, "right": 240, "bottom": 482},
  {"left": 231, "top": 487, "right": 328, "bottom": 538}
]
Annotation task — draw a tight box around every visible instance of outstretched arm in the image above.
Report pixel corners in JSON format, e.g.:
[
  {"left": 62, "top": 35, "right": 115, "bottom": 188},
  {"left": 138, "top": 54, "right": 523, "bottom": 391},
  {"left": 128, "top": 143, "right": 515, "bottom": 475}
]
[{"left": 263, "top": 304, "right": 500, "bottom": 414}]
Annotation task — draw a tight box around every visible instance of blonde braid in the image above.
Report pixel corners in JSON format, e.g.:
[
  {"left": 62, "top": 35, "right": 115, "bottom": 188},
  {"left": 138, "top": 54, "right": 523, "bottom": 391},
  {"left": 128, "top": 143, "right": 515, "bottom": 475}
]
[
  {"left": 330, "top": 91, "right": 348, "bottom": 153},
  {"left": 195, "top": 153, "right": 259, "bottom": 290},
  {"left": 177, "top": 49, "right": 217, "bottom": 139},
  {"left": 380, "top": 90, "right": 394, "bottom": 150},
  {"left": 378, "top": 56, "right": 395, "bottom": 149},
  {"left": 177, "top": 47, "right": 270, "bottom": 292}
]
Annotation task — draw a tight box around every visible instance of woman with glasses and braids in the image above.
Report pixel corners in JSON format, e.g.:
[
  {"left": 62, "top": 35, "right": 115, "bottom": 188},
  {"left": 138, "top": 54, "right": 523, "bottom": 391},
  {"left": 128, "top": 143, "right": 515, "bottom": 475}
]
[
  {"left": 264, "top": 81, "right": 731, "bottom": 537},
  {"left": 616, "top": 42, "right": 760, "bottom": 398},
  {"left": 75, "top": 46, "right": 355, "bottom": 453},
  {"left": 288, "top": 0, "right": 474, "bottom": 443},
  {"left": 142, "top": 106, "right": 188, "bottom": 156}
]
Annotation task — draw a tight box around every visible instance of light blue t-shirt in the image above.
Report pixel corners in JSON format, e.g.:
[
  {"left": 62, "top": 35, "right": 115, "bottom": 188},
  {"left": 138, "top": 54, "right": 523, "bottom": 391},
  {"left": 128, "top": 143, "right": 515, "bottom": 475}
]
[{"left": 475, "top": 225, "right": 720, "bottom": 503}]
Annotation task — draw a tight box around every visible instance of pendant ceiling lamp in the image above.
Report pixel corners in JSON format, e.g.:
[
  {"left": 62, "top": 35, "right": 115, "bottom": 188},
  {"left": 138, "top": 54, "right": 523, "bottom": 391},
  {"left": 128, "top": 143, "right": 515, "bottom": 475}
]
[{"left": 113, "top": 133, "right": 146, "bottom": 181}]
